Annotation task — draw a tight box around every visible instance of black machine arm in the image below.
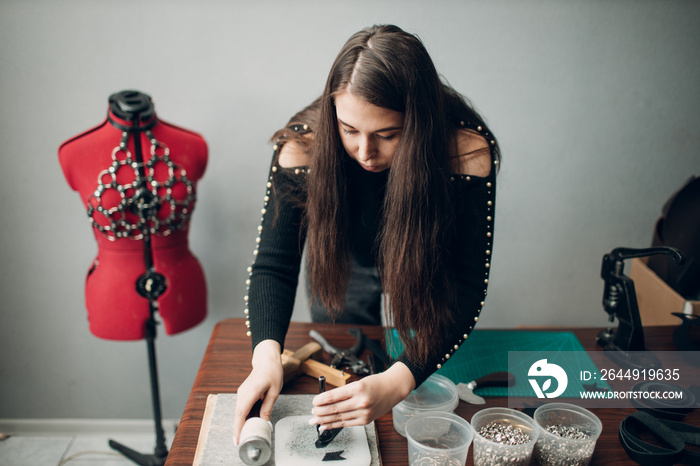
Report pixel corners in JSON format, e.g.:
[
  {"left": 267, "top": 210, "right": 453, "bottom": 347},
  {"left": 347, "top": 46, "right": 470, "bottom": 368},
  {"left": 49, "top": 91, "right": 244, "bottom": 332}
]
[
  {"left": 601, "top": 247, "right": 684, "bottom": 282},
  {"left": 597, "top": 246, "right": 684, "bottom": 359}
]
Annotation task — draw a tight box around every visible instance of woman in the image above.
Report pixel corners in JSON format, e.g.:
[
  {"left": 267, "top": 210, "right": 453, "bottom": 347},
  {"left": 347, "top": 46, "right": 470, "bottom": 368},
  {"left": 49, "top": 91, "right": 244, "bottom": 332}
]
[{"left": 233, "top": 24, "right": 500, "bottom": 444}]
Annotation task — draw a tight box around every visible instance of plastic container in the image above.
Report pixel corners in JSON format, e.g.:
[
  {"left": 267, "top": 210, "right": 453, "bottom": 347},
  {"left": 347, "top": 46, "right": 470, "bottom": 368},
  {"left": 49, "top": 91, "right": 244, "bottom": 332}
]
[
  {"left": 470, "top": 407, "right": 539, "bottom": 466},
  {"left": 392, "top": 374, "right": 459, "bottom": 437},
  {"left": 533, "top": 403, "right": 602, "bottom": 466},
  {"left": 405, "top": 411, "right": 474, "bottom": 466}
]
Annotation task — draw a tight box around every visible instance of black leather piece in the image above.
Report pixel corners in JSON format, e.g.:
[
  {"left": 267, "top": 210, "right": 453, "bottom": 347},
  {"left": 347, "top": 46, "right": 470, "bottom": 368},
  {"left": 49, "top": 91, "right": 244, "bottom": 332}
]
[{"left": 619, "top": 410, "right": 700, "bottom": 465}]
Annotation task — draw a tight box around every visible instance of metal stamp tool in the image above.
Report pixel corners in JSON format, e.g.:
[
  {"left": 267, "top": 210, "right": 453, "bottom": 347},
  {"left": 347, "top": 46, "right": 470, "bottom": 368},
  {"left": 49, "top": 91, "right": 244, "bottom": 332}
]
[{"left": 315, "top": 376, "right": 343, "bottom": 448}]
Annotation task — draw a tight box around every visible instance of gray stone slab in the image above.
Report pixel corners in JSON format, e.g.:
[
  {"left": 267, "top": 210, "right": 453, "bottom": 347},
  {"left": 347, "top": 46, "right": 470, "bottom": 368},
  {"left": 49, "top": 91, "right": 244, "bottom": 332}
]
[{"left": 196, "top": 394, "right": 380, "bottom": 465}]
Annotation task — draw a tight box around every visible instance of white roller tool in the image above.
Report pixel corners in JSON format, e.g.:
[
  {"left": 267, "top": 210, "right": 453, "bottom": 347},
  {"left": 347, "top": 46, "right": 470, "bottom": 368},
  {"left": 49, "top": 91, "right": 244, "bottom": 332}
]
[{"left": 238, "top": 400, "right": 272, "bottom": 465}]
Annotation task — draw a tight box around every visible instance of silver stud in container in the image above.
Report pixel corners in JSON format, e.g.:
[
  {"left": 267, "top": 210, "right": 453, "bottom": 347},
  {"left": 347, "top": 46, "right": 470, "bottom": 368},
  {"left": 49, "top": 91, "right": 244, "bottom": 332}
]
[
  {"left": 533, "top": 403, "right": 602, "bottom": 466},
  {"left": 471, "top": 408, "right": 539, "bottom": 466}
]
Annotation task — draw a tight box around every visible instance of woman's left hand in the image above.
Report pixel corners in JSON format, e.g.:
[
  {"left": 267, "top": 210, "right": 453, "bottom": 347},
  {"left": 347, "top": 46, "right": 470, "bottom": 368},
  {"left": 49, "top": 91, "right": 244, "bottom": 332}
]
[{"left": 309, "top": 362, "right": 416, "bottom": 430}]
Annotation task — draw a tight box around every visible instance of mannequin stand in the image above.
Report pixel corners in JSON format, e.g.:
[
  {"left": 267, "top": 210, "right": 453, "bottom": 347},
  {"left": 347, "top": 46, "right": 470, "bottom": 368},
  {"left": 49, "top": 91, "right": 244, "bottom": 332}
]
[
  {"left": 106, "top": 91, "right": 169, "bottom": 465},
  {"left": 108, "top": 313, "right": 168, "bottom": 465}
]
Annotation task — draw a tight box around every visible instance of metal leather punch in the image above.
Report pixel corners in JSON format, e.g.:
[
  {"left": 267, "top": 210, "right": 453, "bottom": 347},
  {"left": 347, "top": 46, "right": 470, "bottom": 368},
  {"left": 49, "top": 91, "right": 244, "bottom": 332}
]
[
  {"left": 309, "top": 328, "right": 370, "bottom": 376},
  {"left": 596, "top": 246, "right": 684, "bottom": 370}
]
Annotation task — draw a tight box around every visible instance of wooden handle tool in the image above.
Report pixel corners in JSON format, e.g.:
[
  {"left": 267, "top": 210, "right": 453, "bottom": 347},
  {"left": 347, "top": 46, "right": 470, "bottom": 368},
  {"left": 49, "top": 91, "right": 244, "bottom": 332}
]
[
  {"left": 281, "top": 342, "right": 351, "bottom": 386},
  {"left": 281, "top": 341, "right": 322, "bottom": 383}
]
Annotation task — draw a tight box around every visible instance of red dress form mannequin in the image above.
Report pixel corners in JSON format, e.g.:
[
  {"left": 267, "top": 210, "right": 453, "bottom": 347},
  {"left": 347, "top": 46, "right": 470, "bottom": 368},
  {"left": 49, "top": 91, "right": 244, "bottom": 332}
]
[{"left": 59, "top": 91, "right": 208, "bottom": 340}]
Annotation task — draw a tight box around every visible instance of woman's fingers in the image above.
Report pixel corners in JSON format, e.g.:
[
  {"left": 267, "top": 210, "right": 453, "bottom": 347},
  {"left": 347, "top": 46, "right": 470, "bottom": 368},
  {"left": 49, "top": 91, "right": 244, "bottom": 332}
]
[
  {"left": 232, "top": 372, "right": 282, "bottom": 444},
  {"left": 308, "top": 379, "right": 377, "bottom": 429},
  {"left": 232, "top": 392, "right": 258, "bottom": 445},
  {"left": 316, "top": 415, "right": 366, "bottom": 431},
  {"left": 310, "top": 407, "right": 363, "bottom": 424},
  {"left": 312, "top": 395, "right": 358, "bottom": 415},
  {"left": 309, "top": 366, "right": 415, "bottom": 430},
  {"left": 312, "top": 382, "right": 359, "bottom": 406},
  {"left": 260, "top": 391, "right": 277, "bottom": 420},
  {"left": 310, "top": 409, "right": 369, "bottom": 429},
  {"left": 231, "top": 340, "right": 285, "bottom": 445}
]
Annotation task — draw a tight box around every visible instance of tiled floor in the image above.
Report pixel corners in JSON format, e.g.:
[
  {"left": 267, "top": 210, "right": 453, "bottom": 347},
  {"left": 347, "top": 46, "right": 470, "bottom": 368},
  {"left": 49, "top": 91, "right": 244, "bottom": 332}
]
[{"left": 0, "top": 421, "right": 177, "bottom": 466}]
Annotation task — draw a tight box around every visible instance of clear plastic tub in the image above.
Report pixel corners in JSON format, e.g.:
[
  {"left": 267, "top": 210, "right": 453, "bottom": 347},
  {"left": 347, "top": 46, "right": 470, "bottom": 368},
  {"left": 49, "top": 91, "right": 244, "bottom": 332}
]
[
  {"left": 533, "top": 403, "right": 602, "bottom": 466},
  {"left": 470, "top": 407, "right": 539, "bottom": 466},
  {"left": 405, "top": 411, "right": 474, "bottom": 466},
  {"left": 392, "top": 374, "right": 459, "bottom": 437}
]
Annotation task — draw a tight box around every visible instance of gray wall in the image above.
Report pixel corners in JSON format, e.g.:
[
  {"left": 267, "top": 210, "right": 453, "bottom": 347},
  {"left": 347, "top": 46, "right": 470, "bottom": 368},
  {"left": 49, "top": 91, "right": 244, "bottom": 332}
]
[{"left": 1, "top": 1, "right": 698, "bottom": 420}]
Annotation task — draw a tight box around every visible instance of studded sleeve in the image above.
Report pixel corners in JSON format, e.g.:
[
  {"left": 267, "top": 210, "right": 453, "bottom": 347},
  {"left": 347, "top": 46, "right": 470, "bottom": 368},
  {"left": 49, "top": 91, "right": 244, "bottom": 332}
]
[
  {"left": 244, "top": 150, "right": 308, "bottom": 353},
  {"left": 396, "top": 135, "right": 498, "bottom": 387}
]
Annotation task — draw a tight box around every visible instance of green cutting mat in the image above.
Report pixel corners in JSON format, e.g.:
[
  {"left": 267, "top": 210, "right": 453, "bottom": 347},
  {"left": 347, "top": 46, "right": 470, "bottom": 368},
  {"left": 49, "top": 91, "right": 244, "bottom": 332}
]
[{"left": 386, "top": 329, "right": 608, "bottom": 397}]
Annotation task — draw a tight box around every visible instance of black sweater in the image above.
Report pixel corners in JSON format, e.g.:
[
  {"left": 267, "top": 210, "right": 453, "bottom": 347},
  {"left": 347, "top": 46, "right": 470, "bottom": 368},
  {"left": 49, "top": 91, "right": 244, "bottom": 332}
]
[{"left": 244, "top": 125, "right": 497, "bottom": 387}]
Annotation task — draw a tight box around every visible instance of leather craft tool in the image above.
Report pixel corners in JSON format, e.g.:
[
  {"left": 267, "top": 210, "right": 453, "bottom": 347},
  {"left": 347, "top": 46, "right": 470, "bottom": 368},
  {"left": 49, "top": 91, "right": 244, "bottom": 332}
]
[
  {"left": 238, "top": 399, "right": 272, "bottom": 465},
  {"left": 310, "top": 328, "right": 370, "bottom": 375},
  {"left": 596, "top": 246, "right": 683, "bottom": 369},
  {"left": 315, "top": 376, "right": 343, "bottom": 448},
  {"left": 281, "top": 342, "right": 322, "bottom": 383},
  {"left": 457, "top": 371, "right": 515, "bottom": 404},
  {"left": 281, "top": 342, "right": 351, "bottom": 387}
]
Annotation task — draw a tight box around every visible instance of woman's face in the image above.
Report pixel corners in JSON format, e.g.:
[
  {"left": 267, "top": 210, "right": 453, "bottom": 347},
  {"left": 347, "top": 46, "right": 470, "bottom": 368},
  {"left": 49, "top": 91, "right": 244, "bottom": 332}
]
[{"left": 335, "top": 91, "right": 404, "bottom": 172}]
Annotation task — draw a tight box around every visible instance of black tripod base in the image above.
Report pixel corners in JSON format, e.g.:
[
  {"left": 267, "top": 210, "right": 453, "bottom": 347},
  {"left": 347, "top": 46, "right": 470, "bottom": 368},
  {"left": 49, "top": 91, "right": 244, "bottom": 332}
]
[{"left": 109, "top": 439, "right": 167, "bottom": 466}]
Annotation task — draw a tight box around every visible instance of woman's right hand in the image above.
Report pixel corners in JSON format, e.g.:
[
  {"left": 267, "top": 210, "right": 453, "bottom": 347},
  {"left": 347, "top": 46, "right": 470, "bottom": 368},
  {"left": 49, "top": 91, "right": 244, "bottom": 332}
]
[{"left": 232, "top": 339, "right": 283, "bottom": 445}]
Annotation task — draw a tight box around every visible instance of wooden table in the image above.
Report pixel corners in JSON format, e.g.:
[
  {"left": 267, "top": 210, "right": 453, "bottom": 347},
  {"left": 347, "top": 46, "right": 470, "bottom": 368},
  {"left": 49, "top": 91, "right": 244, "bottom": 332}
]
[{"left": 166, "top": 318, "right": 696, "bottom": 465}]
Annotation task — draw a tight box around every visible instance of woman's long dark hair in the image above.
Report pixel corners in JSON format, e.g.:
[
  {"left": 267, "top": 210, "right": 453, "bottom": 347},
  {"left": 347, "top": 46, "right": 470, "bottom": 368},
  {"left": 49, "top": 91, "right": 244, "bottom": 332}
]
[{"left": 296, "top": 25, "right": 498, "bottom": 366}]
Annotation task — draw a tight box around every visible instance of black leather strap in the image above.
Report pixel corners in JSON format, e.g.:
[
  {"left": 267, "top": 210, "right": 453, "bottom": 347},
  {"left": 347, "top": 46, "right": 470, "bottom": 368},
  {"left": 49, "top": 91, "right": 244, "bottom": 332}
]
[
  {"left": 630, "top": 382, "right": 697, "bottom": 421},
  {"left": 619, "top": 410, "right": 700, "bottom": 465}
]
